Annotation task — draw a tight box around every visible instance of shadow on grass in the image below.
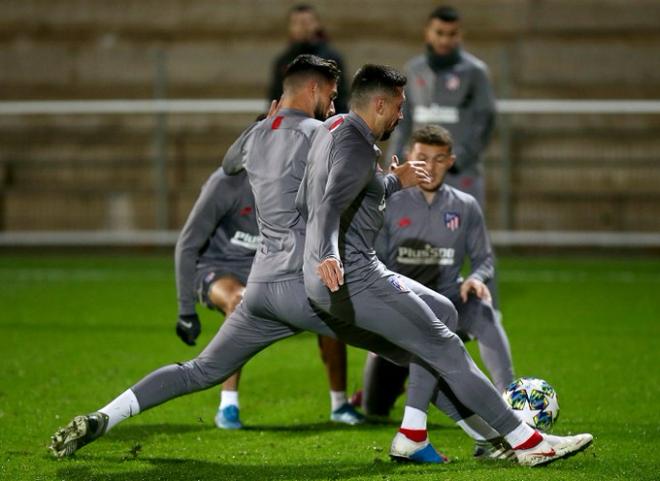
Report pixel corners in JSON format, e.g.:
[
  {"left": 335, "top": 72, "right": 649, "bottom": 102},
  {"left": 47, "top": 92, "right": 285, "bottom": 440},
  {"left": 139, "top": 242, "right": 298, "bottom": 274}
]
[
  {"left": 56, "top": 457, "right": 403, "bottom": 481},
  {"left": 108, "top": 419, "right": 451, "bottom": 439}
]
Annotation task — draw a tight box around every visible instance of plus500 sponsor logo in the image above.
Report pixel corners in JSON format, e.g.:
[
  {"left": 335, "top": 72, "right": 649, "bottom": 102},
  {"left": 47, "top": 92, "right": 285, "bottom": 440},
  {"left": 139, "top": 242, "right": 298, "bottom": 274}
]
[
  {"left": 397, "top": 245, "right": 455, "bottom": 266},
  {"left": 230, "top": 231, "right": 260, "bottom": 251}
]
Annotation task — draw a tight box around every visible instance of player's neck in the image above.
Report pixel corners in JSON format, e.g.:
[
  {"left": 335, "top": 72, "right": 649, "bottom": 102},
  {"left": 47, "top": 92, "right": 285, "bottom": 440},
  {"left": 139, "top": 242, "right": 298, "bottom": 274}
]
[
  {"left": 351, "top": 108, "right": 382, "bottom": 140},
  {"left": 279, "top": 94, "right": 314, "bottom": 118},
  {"left": 419, "top": 188, "right": 437, "bottom": 205}
]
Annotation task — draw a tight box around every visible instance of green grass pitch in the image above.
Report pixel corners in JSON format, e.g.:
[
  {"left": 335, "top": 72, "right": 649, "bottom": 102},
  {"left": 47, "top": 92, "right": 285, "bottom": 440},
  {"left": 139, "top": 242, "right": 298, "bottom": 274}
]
[{"left": 1, "top": 254, "right": 659, "bottom": 480}]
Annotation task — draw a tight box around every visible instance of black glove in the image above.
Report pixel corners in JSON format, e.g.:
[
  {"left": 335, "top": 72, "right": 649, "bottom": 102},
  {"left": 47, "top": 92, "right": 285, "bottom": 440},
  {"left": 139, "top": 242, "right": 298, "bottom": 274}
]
[{"left": 176, "top": 313, "right": 201, "bottom": 346}]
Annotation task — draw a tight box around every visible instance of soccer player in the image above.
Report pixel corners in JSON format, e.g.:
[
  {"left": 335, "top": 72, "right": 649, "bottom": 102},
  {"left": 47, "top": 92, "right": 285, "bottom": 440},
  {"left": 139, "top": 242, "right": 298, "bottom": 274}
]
[
  {"left": 386, "top": 5, "right": 495, "bottom": 208},
  {"left": 300, "top": 63, "right": 592, "bottom": 466},
  {"left": 174, "top": 128, "right": 364, "bottom": 428},
  {"left": 49, "top": 54, "right": 416, "bottom": 460},
  {"left": 269, "top": 4, "right": 349, "bottom": 113},
  {"left": 359, "top": 125, "right": 515, "bottom": 456}
]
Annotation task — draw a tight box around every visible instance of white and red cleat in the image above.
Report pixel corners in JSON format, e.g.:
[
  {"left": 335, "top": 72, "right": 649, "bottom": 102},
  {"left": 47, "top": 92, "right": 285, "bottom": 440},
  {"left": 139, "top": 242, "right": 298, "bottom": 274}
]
[{"left": 514, "top": 430, "right": 593, "bottom": 467}]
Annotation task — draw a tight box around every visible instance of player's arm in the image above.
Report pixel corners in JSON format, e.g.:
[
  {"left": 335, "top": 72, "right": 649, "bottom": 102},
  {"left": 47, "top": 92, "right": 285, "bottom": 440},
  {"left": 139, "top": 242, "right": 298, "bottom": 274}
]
[
  {"left": 460, "top": 199, "right": 495, "bottom": 303},
  {"left": 453, "top": 66, "right": 496, "bottom": 173},
  {"left": 314, "top": 140, "right": 374, "bottom": 291},
  {"left": 374, "top": 208, "right": 394, "bottom": 268},
  {"left": 174, "top": 173, "right": 232, "bottom": 344},
  {"left": 221, "top": 122, "right": 260, "bottom": 176}
]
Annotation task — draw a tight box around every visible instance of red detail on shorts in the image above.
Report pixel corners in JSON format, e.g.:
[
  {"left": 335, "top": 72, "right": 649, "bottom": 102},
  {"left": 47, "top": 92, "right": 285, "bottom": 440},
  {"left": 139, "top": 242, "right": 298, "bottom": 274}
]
[
  {"left": 398, "top": 217, "right": 412, "bottom": 228},
  {"left": 271, "top": 116, "right": 284, "bottom": 130},
  {"left": 239, "top": 206, "right": 253, "bottom": 216},
  {"left": 399, "top": 428, "right": 428, "bottom": 443},
  {"left": 416, "top": 76, "right": 427, "bottom": 87},
  {"left": 460, "top": 177, "right": 474, "bottom": 189},
  {"left": 514, "top": 430, "right": 543, "bottom": 450},
  {"left": 329, "top": 116, "right": 345, "bottom": 131}
]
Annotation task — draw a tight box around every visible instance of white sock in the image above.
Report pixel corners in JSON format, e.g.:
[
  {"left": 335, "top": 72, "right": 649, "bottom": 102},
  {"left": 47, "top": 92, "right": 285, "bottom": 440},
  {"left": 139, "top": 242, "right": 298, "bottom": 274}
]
[
  {"left": 457, "top": 415, "right": 500, "bottom": 441},
  {"left": 330, "top": 390, "right": 347, "bottom": 411},
  {"left": 220, "top": 390, "right": 239, "bottom": 409},
  {"left": 401, "top": 406, "right": 427, "bottom": 431},
  {"left": 99, "top": 389, "right": 140, "bottom": 432},
  {"left": 504, "top": 422, "right": 536, "bottom": 448}
]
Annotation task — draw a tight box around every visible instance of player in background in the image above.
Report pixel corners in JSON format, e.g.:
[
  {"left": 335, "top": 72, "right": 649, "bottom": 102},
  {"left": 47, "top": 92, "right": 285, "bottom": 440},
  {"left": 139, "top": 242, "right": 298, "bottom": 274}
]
[
  {"left": 358, "top": 125, "right": 515, "bottom": 457},
  {"left": 386, "top": 4, "right": 503, "bottom": 322},
  {"left": 300, "top": 63, "right": 592, "bottom": 466},
  {"left": 174, "top": 124, "right": 364, "bottom": 428},
  {"left": 386, "top": 5, "right": 495, "bottom": 207},
  {"left": 269, "top": 4, "right": 349, "bottom": 113}
]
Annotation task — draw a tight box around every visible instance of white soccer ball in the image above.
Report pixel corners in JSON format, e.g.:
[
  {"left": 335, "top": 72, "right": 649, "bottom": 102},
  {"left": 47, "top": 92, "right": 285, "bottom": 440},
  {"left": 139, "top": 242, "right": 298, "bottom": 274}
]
[{"left": 502, "top": 377, "right": 560, "bottom": 432}]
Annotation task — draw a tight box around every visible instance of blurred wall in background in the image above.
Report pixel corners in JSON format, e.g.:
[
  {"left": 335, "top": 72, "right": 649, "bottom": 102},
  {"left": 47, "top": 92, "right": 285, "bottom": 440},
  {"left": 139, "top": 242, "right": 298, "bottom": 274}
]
[{"left": 1, "top": 0, "right": 659, "bottom": 235}]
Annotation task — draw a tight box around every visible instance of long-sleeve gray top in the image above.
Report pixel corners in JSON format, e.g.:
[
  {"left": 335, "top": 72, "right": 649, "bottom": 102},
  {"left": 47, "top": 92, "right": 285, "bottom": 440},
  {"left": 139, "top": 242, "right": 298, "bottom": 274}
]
[
  {"left": 375, "top": 184, "right": 494, "bottom": 299},
  {"left": 386, "top": 49, "right": 496, "bottom": 176},
  {"left": 300, "top": 112, "right": 401, "bottom": 295},
  {"left": 174, "top": 168, "right": 258, "bottom": 315},
  {"left": 242, "top": 108, "right": 323, "bottom": 282}
]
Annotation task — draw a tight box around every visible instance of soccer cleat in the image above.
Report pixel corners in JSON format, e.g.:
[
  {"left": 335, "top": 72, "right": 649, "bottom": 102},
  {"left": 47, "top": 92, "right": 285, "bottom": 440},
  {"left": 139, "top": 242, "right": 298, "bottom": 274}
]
[
  {"left": 515, "top": 431, "right": 593, "bottom": 467},
  {"left": 330, "top": 403, "right": 365, "bottom": 425},
  {"left": 473, "top": 437, "right": 516, "bottom": 461},
  {"left": 49, "top": 412, "right": 108, "bottom": 458},
  {"left": 389, "top": 432, "right": 448, "bottom": 464},
  {"left": 215, "top": 405, "right": 243, "bottom": 429}
]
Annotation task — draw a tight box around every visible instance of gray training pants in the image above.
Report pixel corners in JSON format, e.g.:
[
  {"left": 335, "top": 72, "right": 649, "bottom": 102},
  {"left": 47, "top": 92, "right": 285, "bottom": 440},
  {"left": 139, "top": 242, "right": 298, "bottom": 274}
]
[
  {"left": 132, "top": 276, "right": 411, "bottom": 411},
  {"left": 306, "top": 270, "right": 521, "bottom": 436}
]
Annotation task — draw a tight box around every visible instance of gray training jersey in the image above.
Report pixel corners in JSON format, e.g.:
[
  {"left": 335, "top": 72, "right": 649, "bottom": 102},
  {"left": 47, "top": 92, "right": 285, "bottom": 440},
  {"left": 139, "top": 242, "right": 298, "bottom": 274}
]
[
  {"left": 387, "top": 50, "right": 495, "bottom": 176},
  {"left": 300, "top": 112, "right": 401, "bottom": 298},
  {"left": 174, "top": 168, "right": 258, "bottom": 315},
  {"left": 376, "top": 184, "right": 494, "bottom": 299},
  {"left": 243, "top": 108, "right": 322, "bottom": 283}
]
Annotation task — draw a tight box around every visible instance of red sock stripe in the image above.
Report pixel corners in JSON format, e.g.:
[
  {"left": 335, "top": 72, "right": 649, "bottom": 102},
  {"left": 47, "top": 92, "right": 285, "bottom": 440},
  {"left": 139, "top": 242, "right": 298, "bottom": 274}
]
[
  {"left": 514, "top": 430, "right": 543, "bottom": 450},
  {"left": 399, "top": 428, "right": 427, "bottom": 443}
]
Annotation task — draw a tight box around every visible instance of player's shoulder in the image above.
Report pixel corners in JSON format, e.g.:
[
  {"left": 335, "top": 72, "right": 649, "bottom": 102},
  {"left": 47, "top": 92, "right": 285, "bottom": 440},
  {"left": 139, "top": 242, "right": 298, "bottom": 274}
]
[
  {"left": 206, "top": 165, "right": 248, "bottom": 190},
  {"left": 443, "top": 184, "right": 479, "bottom": 208},
  {"left": 404, "top": 54, "right": 428, "bottom": 73},
  {"left": 459, "top": 50, "right": 490, "bottom": 74}
]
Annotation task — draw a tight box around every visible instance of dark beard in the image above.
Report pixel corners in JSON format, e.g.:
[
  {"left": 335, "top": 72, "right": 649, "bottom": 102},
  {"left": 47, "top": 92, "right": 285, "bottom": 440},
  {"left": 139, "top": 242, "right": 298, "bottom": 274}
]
[
  {"left": 426, "top": 44, "right": 461, "bottom": 72},
  {"left": 314, "top": 104, "right": 328, "bottom": 121},
  {"left": 380, "top": 120, "right": 399, "bottom": 141}
]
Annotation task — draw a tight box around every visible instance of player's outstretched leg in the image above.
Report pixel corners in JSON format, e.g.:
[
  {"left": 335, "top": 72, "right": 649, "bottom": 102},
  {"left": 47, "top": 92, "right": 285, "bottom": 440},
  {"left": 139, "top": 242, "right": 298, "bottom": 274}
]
[{"left": 49, "top": 303, "right": 297, "bottom": 457}]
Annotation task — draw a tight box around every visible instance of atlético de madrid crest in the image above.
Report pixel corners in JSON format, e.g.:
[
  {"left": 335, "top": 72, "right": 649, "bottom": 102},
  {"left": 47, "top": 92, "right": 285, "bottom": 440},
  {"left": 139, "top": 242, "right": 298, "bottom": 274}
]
[
  {"left": 444, "top": 212, "right": 461, "bottom": 231},
  {"left": 445, "top": 74, "right": 460, "bottom": 91}
]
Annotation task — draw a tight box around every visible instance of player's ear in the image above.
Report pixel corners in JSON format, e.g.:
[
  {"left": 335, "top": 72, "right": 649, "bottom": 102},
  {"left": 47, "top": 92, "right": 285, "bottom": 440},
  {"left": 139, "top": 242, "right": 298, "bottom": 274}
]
[
  {"left": 374, "top": 96, "right": 385, "bottom": 115},
  {"left": 448, "top": 154, "right": 456, "bottom": 168}
]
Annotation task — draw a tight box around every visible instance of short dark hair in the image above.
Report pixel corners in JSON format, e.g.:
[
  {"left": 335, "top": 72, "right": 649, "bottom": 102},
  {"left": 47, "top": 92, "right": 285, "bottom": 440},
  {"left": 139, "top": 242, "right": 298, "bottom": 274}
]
[
  {"left": 350, "top": 64, "right": 407, "bottom": 109},
  {"left": 411, "top": 125, "right": 453, "bottom": 153},
  {"left": 283, "top": 54, "right": 340, "bottom": 90},
  {"left": 289, "top": 3, "right": 316, "bottom": 15},
  {"left": 428, "top": 5, "right": 460, "bottom": 23}
]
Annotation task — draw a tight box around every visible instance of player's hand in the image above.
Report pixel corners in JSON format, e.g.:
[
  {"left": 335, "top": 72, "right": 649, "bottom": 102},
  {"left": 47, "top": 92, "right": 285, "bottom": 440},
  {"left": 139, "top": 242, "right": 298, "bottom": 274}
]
[
  {"left": 317, "top": 257, "right": 344, "bottom": 292},
  {"left": 176, "top": 313, "right": 201, "bottom": 346},
  {"left": 391, "top": 157, "right": 431, "bottom": 188},
  {"left": 460, "top": 278, "right": 492, "bottom": 304}
]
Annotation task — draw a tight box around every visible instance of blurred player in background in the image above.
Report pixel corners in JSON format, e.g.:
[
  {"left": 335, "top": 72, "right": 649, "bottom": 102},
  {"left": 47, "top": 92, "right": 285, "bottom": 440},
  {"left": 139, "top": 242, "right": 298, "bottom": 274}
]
[
  {"left": 386, "top": 4, "right": 503, "bottom": 317},
  {"left": 386, "top": 5, "right": 495, "bottom": 207},
  {"left": 359, "top": 126, "right": 515, "bottom": 459},
  {"left": 269, "top": 4, "right": 349, "bottom": 113},
  {"left": 174, "top": 118, "right": 364, "bottom": 428}
]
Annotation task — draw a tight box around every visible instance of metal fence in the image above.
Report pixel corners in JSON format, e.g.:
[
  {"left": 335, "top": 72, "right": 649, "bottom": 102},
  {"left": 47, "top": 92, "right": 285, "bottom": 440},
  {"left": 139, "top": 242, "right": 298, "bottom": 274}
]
[{"left": 1, "top": 99, "right": 659, "bottom": 247}]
